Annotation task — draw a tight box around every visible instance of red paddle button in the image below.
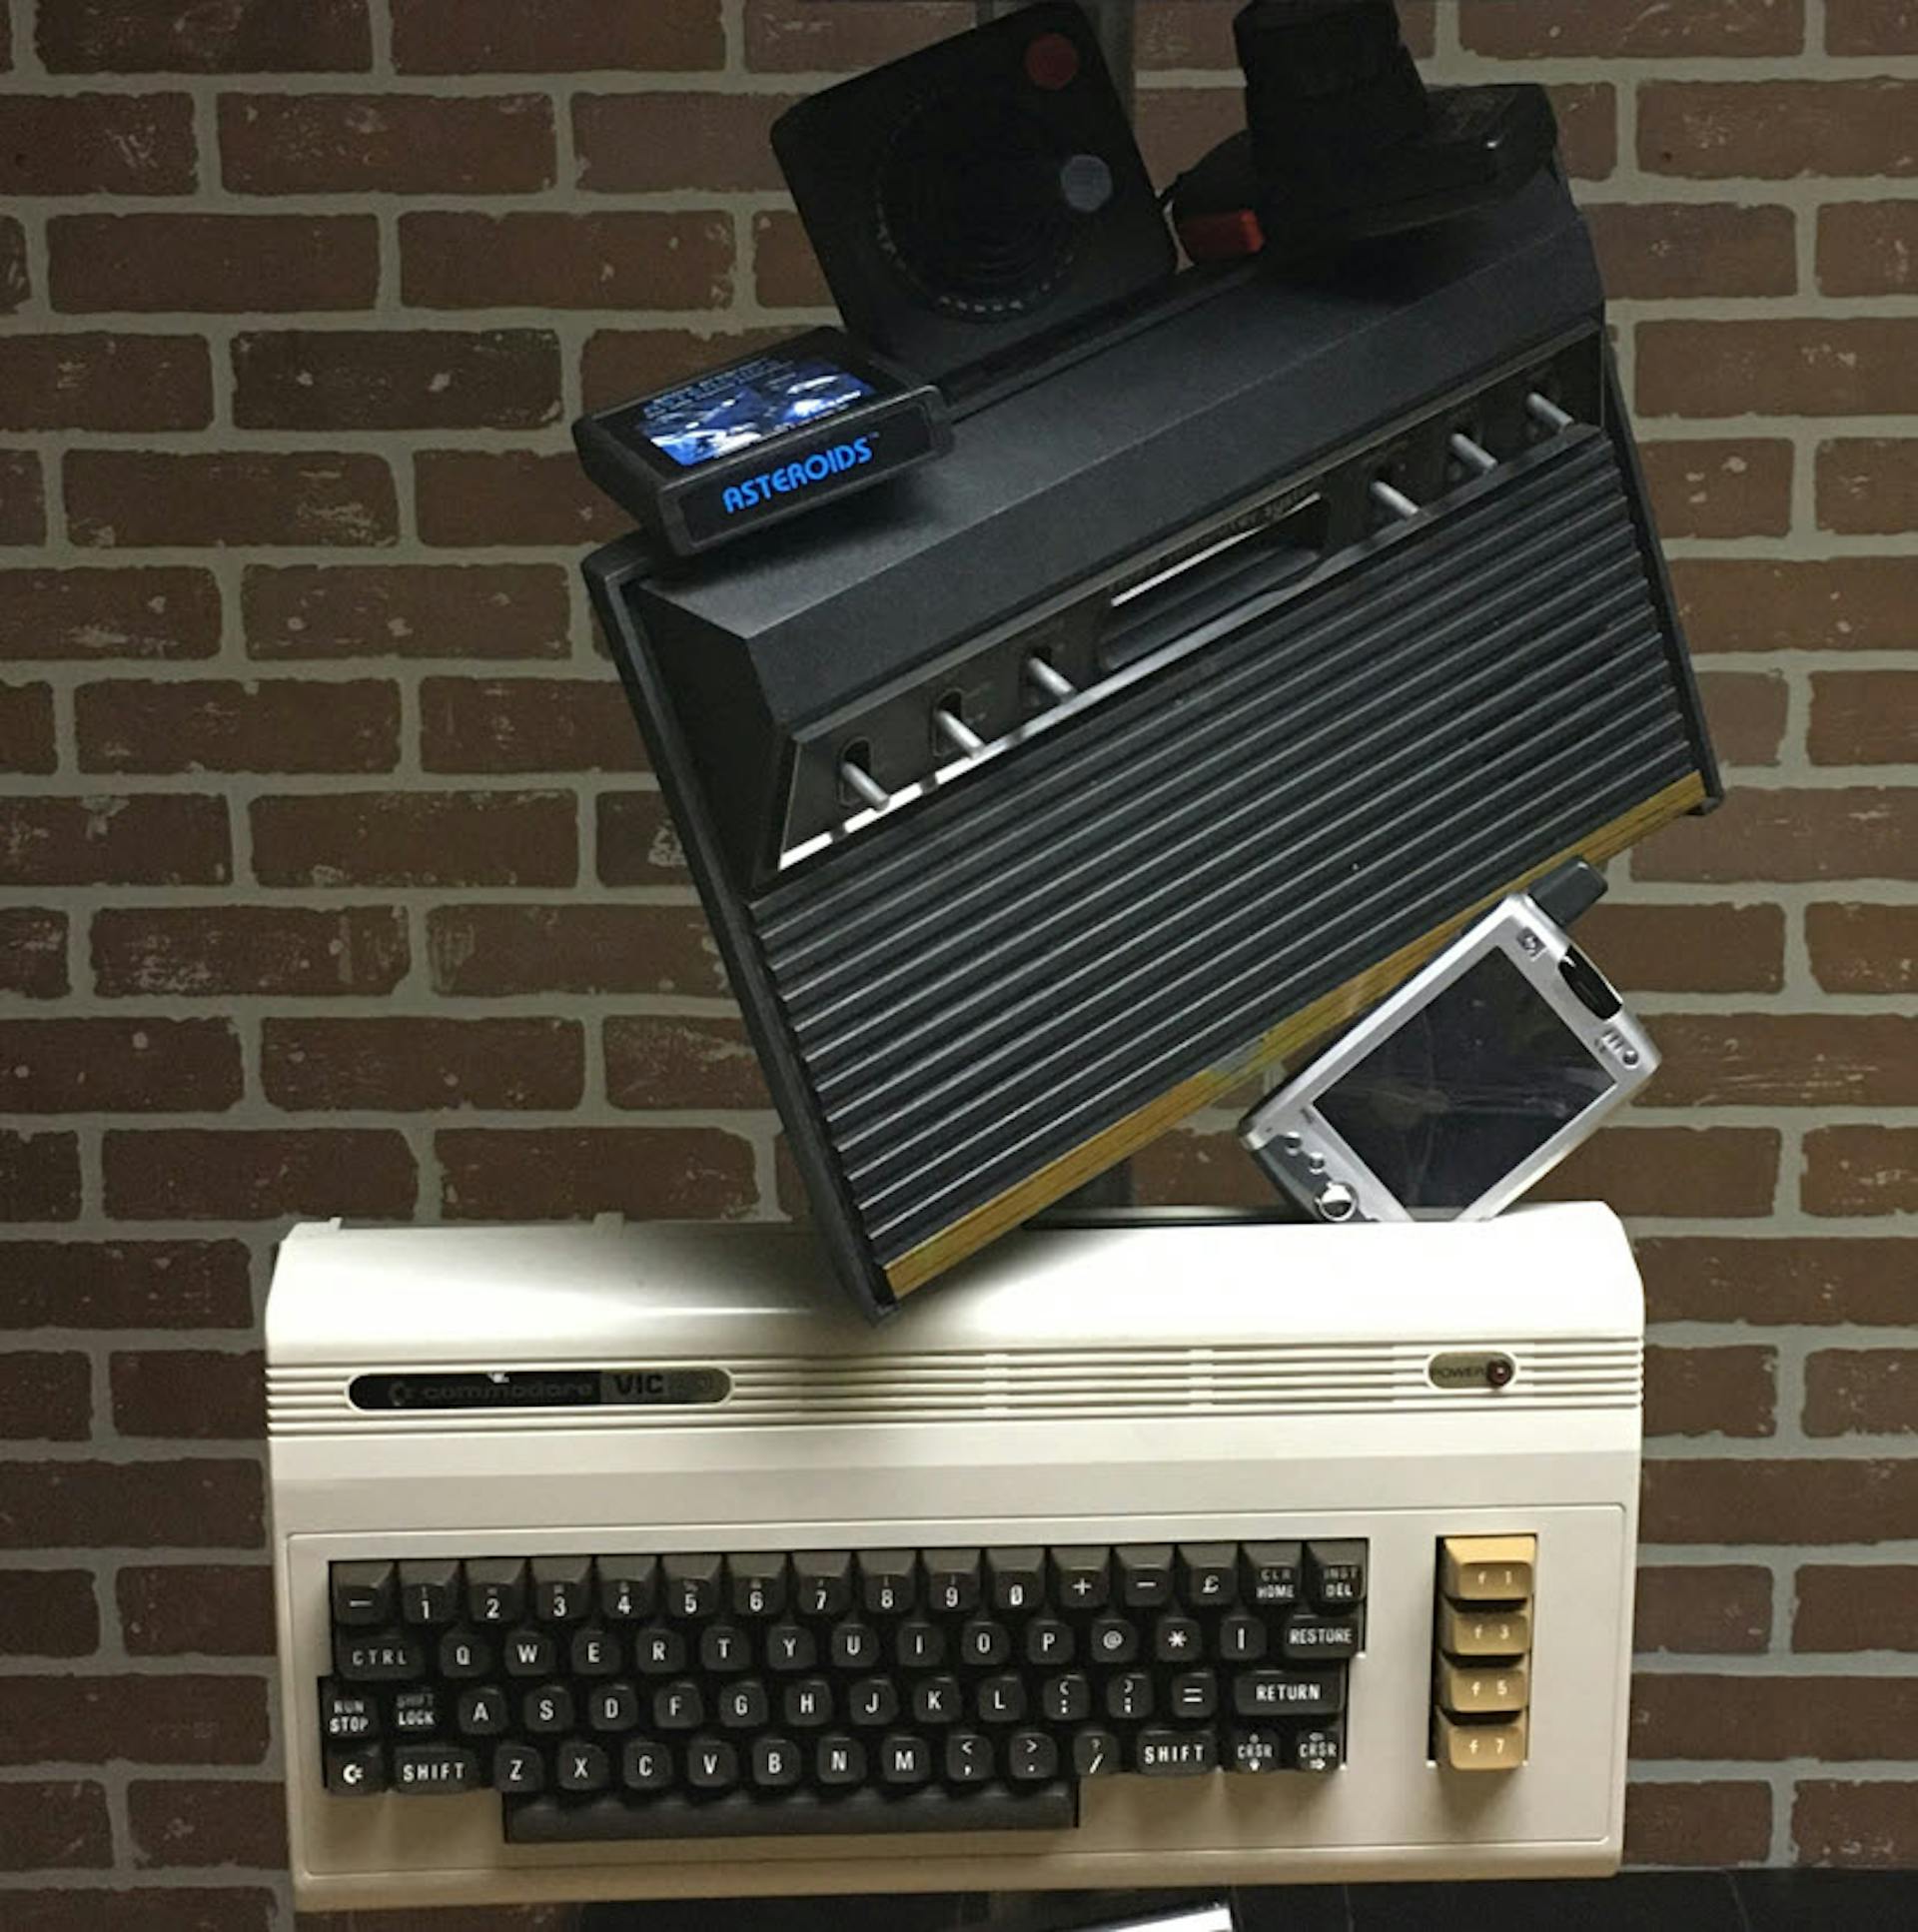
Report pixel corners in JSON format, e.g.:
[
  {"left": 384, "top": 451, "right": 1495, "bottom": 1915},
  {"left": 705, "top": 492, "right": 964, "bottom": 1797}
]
[{"left": 1025, "top": 31, "right": 1080, "bottom": 90}]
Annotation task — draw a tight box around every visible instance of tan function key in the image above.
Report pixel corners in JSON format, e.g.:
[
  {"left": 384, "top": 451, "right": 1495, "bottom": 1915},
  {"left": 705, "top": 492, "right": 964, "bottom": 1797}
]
[
  {"left": 1437, "top": 1709, "right": 1527, "bottom": 1772},
  {"left": 1440, "top": 1534, "right": 1535, "bottom": 1602},
  {"left": 1438, "top": 1656, "right": 1528, "bottom": 1715},
  {"left": 1438, "top": 1601, "right": 1530, "bottom": 1657}
]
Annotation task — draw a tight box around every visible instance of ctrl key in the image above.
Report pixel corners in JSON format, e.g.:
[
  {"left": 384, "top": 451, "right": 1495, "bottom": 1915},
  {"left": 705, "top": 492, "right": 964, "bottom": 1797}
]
[
  {"left": 325, "top": 1744, "right": 385, "bottom": 1797},
  {"left": 393, "top": 1744, "right": 481, "bottom": 1794}
]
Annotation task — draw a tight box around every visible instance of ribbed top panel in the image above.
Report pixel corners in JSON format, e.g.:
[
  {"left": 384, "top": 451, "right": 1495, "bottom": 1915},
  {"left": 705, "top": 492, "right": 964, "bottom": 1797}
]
[{"left": 754, "top": 435, "right": 1697, "bottom": 1267}]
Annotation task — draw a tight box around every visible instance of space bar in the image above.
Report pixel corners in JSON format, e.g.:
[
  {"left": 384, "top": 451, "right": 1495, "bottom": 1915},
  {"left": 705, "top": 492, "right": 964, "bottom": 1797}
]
[{"left": 505, "top": 1783, "right": 1076, "bottom": 1842}]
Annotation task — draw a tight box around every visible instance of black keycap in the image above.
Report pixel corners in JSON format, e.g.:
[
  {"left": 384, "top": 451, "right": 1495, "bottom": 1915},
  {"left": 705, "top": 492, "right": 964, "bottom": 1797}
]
[
  {"left": 1154, "top": 1613, "right": 1204, "bottom": 1663},
  {"left": 793, "top": 1551, "right": 852, "bottom": 1618},
  {"left": 878, "top": 1733, "right": 931, "bottom": 1787},
  {"left": 784, "top": 1678, "right": 832, "bottom": 1727},
  {"left": 523, "top": 1683, "right": 573, "bottom": 1735},
  {"left": 1117, "top": 1544, "right": 1174, "bottom": 1608},
  {"left": 393, "top": 1744, "right": 480, "bottom": 1793},
  {"left": 438, "top": 1630, "right": 489, "bottom": 1679},
  {"left": 493, "top": 1741, "right": 543, "bottom": 1793},
  {"left": 986, "top": 1547, "right": 1045, "bottom": 1614},
  {"left": 634, "top": 1625, "right": 686, "bottom": 1675},
  {"left": 765, "top": 1623, "right": 815, "bottom": 1672},
  {"left": 976, "top": 1674, "right": 1024, "bottom": 1724},
  {"left": 1042, "top": 1672, "right": 1091, "bottom": 1723},
  {"left": 1050, "top": 1547, "right": 1110, "bottom": 1611},
  {"left": 1106, "top": 1671, "right": 1153, "bottom": 1721},
  {"left": 896, "top": 1620, "right": 943, "bottom": 1668},
  {"left": 557, "top": 1739, "right": 610, "bottom": 1793},
  {"left": 729, "top": 1555, "right": 786, "bottom": 1619},
  {"left": 1242, "top": 1541, "right": 1302, "bottom": 1608},
  {"left": 857, "top": 1550, "right": 916, "bottom": 1616},
  {"left": 686, "top": 1736, "right": 738, "bottom": 1791},
  {"left": 945, "top": 1730, "right": 992, "bottom": 1785},
  {"left": 392, "top": 1686, "right": 440, "bottom": 1735},
  {"left": 397, "top": 1559, "right": 459, "bottom": 1626},
  {"left": 598, "top": 1556, "right": 657, "bottom": 1621},
  {"left": 1233, "top": 1668, "right": 1345, "bottom": 1718},
  {"left": 334, "top": 1632, "right": 423, "bottom": 1682},
  {"left": 816, "top": 1734, "right": 865, "bottom": 1786},
  {"left": 588, "top": 1681, "right": 639, "bottom": 1732},
  {"left": 1088, "top": 1616, "right": 1137, "bottom": 1665},
  {"left": 1136, "top": 1728, "right": 1217, "bottom": 1775},
  {"left": 720, "top": 1680, "right": 768, "bottom": 1729},
  {"left": 1178, "top": 1542, "right": 1239, "bottom": 1609},
  {"left": 653, "top": 1681, "right": 702, "bottom": 1730},
  {"left": 531, "top": 1556, "right": 592, "bottom": 1624},
  {"left": 1169, "top": 1670, "right": 1217, "bottom": 1720},
  {"left": 1305, "top": 1539, "right": 1368, "bottom": 1610},
  {"left": 1072, "top": 1726, "right": 1121, "bottom": 1776},
  {"left": 319, "top": 1680, "right": 378, "bottom": 1743},
  {"left": 465, "top": 1559, "right": 526, "bottom": 1626},
  {"left": 1025, "top": 1616, "right": 1074, "bottom": 1666},
  {"left": 1008, "top": 1730, "right": 1058, "bottom": 1782},
  {"left": 849, "top": 1677, "right": 899, "bottom": 1726},
  {"left": 1219, "top": 1611, "right": 1267, "bottom": 1662},
  {"left": 663, "top": 1554, "right": 722, "bottom": 1620},
  {"left": 752, "top": 1734, "right": 802, "bottom": 1788},
  {"left": 1282, "top": 1612, "right": 1359, "bottom": 1662},
  {"left": 501, "top": 1629, "right": 554, "bottom": 1678},
  {"left": 959, "top": 1619, "right": 1009, "bottom": 1667},
  {"left": 570, "top": 1628, "right": 619, "bottom": 1677},
  {"left": 325, "top": 1744, "right": 385, "bottom": 1795},
  {"left": 923, "top": 1549, "right": 981, "bottom": 1615},
  {"left": 830, "top": 1621, "right": 878, "bottom": 1670},
  {"left": 456, "top": 1685, "right": 507, "bottom": 1736},
  {"left": 622, "top": 1737, "right": 672, "bottom": 1791},
  {"left": 331, "top": 1561, "right": 395, "bottom": 1628},
  {"left": 912, "top": 1675, "right": 960, "bottom": 1725},
  {"left": 1294, "top": 1720, "right": 1344, "bottom": 1772},
  {"left": 699, "top": 1623, "right": 749, "bottom": 1673},
  {"left": 1229, "top": 1726, "right": 1284, "bottom": 1774},
  {"left": 506, "top": 1783, "right": 1075, "bottom": 1842}
]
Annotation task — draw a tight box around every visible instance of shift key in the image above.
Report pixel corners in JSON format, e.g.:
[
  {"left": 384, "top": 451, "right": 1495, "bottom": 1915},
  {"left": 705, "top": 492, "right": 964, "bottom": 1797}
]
[{"left": 393, "top": 1744, "right": 480, "bottom": 1793}]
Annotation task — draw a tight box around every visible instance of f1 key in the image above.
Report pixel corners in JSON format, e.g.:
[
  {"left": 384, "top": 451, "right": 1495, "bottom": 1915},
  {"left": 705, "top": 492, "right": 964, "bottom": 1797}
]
[{"left": 1440, "top": 1535, "right": 1535, "bottom": 1602}]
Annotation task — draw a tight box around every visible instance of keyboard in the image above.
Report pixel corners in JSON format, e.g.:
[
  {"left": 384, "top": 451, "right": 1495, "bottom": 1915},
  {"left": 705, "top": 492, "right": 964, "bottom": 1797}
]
[{"left": 268, "top": 1206, "right": 1641, "bottom": 1910}]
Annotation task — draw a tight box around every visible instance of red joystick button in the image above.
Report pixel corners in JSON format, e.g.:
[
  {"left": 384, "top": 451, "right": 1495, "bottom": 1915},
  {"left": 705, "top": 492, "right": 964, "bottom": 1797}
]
[{"left": 1025, "top": 30, "right": 1080, "bottom": 90}]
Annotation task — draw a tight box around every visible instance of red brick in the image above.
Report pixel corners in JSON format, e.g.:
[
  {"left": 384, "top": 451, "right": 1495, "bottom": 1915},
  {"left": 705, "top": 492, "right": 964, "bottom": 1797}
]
[
  {"left": 1551, "top": 84, "right": 1619, "bottom": 183},
  {"left": 0, "top": 1674, "right": 268, "bottom": 1766},
  {"left": 78, "top": 676, "right": 399, "bottom": 776},
  {"left": 428, "top": 904, "right": 722, "bottom": 997},
  {"left": 50, "top": 213, "right": 378, "bottom": 314},
  {"left": 1805, "top": 1351, "right": 1918, "bottom": 1438},
  {"left": 1643, "top": 1458, "right": 1918, "bottom": 1544},
  {"left": 1644, "top": 1014, "right": 1918, "bottom": 1109},
  {"left": 1817, "top": 440, "right": 1918, "bottom": 539},
  {"left": 1638, "top": 320, "right": 1918, "bottom": 419},
  {"left": 1466, "top": 1, "right": 1803, "bottom": 54},
  {"left": 128, "top": 1777, "right": 286, "bottom": 1869},
  {"left": 1809, "top": 903, "right": 1918, "bottom": 996},
  {"left": 1828, "top": 0, "right": 1918, "bottom": 52},
  {"left": 0, "top": 93, "right": 196, "bottom": 194},
  {"left": 581, "top": 328, "right": 789, "bottom": 413},
  {"left": 103, "top": 1128, "right": 417, "bottom": 1221},
  {"left": 1624, "top": 1781, "right": 1772, "bottom": 1867},
  {"left": 0, "top": 1893, "right": 275, "bottom": 1932},
  {"left": 1636, "top": 788, "right": 1918, "bottom": 884},
  {"left": 0, "top": 1018, "right": 241, "bottom": 1113},
  {"left": 1586, "top": 205, "right": 1796, "bottom": 302},
  {"left": 0, "top": 1781, "right": 111, "bottom": 1871},
  {"left": 118, "top": 1565, "right": 274, "bottom": 1657},
  {"left": 1136, "top": 88, "right": 1252, "bottom": 190},
  {"left": 220, "top": 92, "right": 553, "bottom": 195},
  {"left": 1, "top": 218, "right": 27, "bottom": 313},
  {"left": 1804, "top": 1126, "right": 1918, "bottom": 1217},
  {"left": 1701, "top": 671, "right": 1788, "bottom": 765},
  {"left": 402, "top": 211, "right": 731, "bottom": 311},
  {"left": 0, "top": 1571, "right": 99, "bottom": 1657},
  {"left": 1634, "top": 1566, "right": 1772, "bottom": 1653},
  {"left": 252, "top": 789, "right": 575, "bottom": 888},
  {"left": 416, "top": 450, "right": 630, "bottom": 548},
  {"left": 94, "top": 905, "right": 408, "bottom": 999},
  {"left": 597, "top": 791, "right": 688, "bottom": 886},
  {"left": 1134, "top": 1129, "right": 1279, "bottom": 1210},
  {"left": 1643, "top": 1346, "right": 1775, "bottom": 1439},
  {"left": 1820, "top": 202, "right": 1918, "bottom": 296},
  {"left": 440, "top": 1126, "right": 757, "bottom": 1221},
  {"left": 264, "top": 1017, "right": 583, "bottom": 1112},
  {"left": 1794, "top": 1780, "right": 1918, "bottom": 1866},
  {"left": 0, "top": 1132, "right": 81, "bottom": 1221},
  {"left": 0, "top": 1240, "right": 253, "bottom": 1328},
  {"left": 394, "top": 0, "right": 721, "bottom": 71},
  {"left": 234, "top": 329, "right": 560, "bottom": 432},
  {"left": 112, "top": 1351, "right": 264, "bottom": 1441},
  {"left": 0, "top": 794, "right": 230, "bottom": 887},
  {"left": 1795, "top": 1564, "right": 1918, "bottom": 1651},
  {"left": 0, "top": 679, "right": 55, "bottom": 772},
  {"left": 0, "top": 567, "right": 220, "bottom": 660},
  {"left": 605, "top": 1016, "right": 770, "bottom": 1111},
  {"left": 1573, "top": 903, "right": 1784, "bottom": 996},
  {"left": 244, "top": 562, "right": 568, "bottom": 661},
  {"left": 1633, "top": 1672, "right": 1918, "bottom": 1760},
  {"left": 68, "top": 451, "right": 397, "bottom": 550},
  {"left": 1674, "top": 558, "right": 1918, "bottom": 655},
  {"left": 753, "top": 211, "right": 832, "bottom": 310},
  {"left": 420, "top": 676, "right": 643, "bottom": 773},
  {"left": 1640, "top": 443, "right": 1792, "bottom": 542},
  {"left": 0, "top": 910, "right": 67, "bottom": 999},
  {"left": 1526, "top": 1126, "right": 1779, "bottom": 1218},
  {"left": 0, "top": 1353, "right": 90, "bottom": 1441},
  {"left": 1637, "top": 1237, "right": 1918, "bottom": 1327},
  {"left": 0, "top": 1460, "right": 262, "bottom": 1550},
  {"left": 743, "top": 0, "right": 967, "bottom": 73},
  {"left": 0, "top": 335, "right": 211, "bottom": 434},
  {"left": 40, "top": 1, "right": 369, "bottom": 72},
  {"left": 1, "top": 449, "right": 46, "bottom": 544},
  {"left": 576, "top": 94, "right": 792, "bottom": 193},
  {"left": 1809, "top": 670, "right": 1918, "bottom": 765},
  {"left": 1137, "top": 1, "right": 1241, "bottom": 67},
  {"left": 1641, "top": 80, "right": 1918, "bottom": 179}
]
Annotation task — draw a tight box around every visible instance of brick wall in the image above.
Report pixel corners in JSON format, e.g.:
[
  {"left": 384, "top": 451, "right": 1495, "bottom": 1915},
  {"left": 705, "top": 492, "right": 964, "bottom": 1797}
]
[{"left": 0, "top": 0, "right": 1914, "bottom": 1922}]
